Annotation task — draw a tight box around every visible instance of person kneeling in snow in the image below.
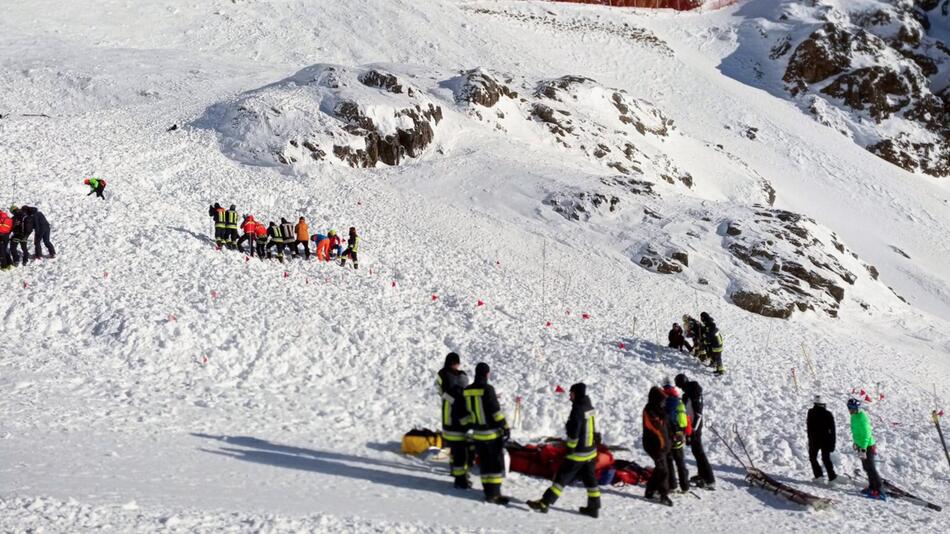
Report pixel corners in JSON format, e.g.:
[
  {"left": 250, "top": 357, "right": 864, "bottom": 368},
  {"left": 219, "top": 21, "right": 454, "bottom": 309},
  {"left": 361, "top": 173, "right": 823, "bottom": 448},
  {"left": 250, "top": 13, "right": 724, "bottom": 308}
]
[
  {"left": 527, "top": 383, "right": 602, "bottom": 518},
  {"left": 84, "top": 177, "right": 107, "bottom": 199},
  {"left": 668, "top": 323, "right": 691, "bottom": 353}
]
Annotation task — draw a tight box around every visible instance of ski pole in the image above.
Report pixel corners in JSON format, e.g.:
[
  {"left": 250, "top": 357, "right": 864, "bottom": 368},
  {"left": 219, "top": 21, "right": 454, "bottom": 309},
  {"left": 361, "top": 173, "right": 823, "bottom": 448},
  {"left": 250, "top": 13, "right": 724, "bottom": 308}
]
[{"left": 933, "top": 410, "right": 950, "bottom": 471}]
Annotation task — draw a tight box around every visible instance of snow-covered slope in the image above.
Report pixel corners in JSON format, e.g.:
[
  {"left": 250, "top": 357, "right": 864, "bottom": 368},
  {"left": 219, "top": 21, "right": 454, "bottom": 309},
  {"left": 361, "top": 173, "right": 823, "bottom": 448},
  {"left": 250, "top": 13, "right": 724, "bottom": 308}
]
[{"left": 1, "top": 1, "right": 949, "bottom": 532}]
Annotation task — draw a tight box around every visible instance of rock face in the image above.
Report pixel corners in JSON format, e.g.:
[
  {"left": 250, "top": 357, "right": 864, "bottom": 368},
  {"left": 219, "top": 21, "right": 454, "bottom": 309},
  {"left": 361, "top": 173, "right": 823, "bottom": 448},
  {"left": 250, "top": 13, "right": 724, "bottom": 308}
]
[
  {"left": 203, "top": 64, "right": 443, "bottom": 169},
  {"left": 777, "top": 1, "right": 949, "bottom": 177}
]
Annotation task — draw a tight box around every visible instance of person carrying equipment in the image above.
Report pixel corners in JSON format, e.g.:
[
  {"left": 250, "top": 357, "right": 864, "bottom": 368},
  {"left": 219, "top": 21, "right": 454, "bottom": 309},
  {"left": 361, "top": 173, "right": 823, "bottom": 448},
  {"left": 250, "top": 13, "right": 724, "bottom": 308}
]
[
  {"left": 463, "top": 362, "right": 510, "bottom": 505},
  {"left": 254, "top": 220, "right": 267, "bottom": 258},
  {"left": 84, "top": 178, "right": 107, "bottom": 199},
  {"left": 662, "top": 380, "right": 690, "bottom": 493},
  {"left": 848, "top": 398, "right": 884, "bottom": 500},
  {"left": 237, "top": 215, "right": 258, "bottom": 256},
  {"left": 224, "top": 205, "right": 240, "bottom": 249},
  {"left": 0, "top": 208, "right": 14, "bottom": 271},
  {"left": 339, "top": 227, "right": 359, "bottom": 269},
  {"left": 675, "top": 373, "right": 716, "bottom": 489},
  {"left": 643, "top": 386, "right": 673, "bottom": 506},
  {"left": 9, "top": 206, "right": 34, "bottom": 266},
  {"left": 700, "top": 312, "right": 725, "bottom": 375},
  {"left": 527, "top": 383, "right": 602, "bottom": 518},
  {"left": 435, "top": 352, "right": 471, "bottom": 489},
  {"left": 30, "top": 206, "right": 55, "bottom": 258},
  {"left": 668, "top": 323, "right": 691, "bottom": 353},
  {"left": 292, "top": 217, "right": 310, "bottom": 260},
  {"left": 807, "top": 395, "right": 837, "bottom": 482}
]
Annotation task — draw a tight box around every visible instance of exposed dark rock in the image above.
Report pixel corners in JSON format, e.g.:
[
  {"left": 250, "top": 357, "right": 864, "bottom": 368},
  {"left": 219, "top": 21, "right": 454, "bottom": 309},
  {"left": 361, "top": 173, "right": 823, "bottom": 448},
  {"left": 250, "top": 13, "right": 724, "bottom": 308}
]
[
  {"left": 452, "top": 69, "right": 517, "bottom": 108},
  {"left": 670, "top": 251, "right": 689, "bottom": 267},
  {"left": 731, "top": 291, "right": 795, "bottom": 319},
  {"left": 820, "top": 66, "right": 914, "bottom": 121},
  {"left": 358, "top": 70, "right": 403, "bottom": 94}
]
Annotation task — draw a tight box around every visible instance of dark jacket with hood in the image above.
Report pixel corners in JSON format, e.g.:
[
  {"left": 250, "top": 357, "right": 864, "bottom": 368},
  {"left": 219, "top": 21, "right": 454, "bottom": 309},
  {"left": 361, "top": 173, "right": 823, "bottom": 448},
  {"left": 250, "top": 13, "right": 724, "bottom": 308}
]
[
  {"left": 642, "top": 386, "right": 671, "bottom": 458},
  {"left": 564, "top": 384, "right": 597, "bottom": 462},
  {"left": 436, "top": 355, "right": 470, "bottom": 436},
  {"left": 807, "top": 403, "right": 836, "bottom": 450}
]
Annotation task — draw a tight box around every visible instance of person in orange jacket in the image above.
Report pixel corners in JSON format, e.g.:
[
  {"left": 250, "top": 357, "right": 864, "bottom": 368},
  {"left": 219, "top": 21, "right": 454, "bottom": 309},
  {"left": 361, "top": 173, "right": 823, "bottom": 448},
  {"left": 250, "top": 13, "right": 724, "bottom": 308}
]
[
  {"left": 0, "top": 209, "right": 14, "bottom": 270},
  {"left": 292, "top": 217, "right": 310, "bottom": 260},
  {"left": 254, "top": 221, "right": 267, "bottom": 258},
  {"left": 237, "top": 215, "right": 258, "bottom": 256}
]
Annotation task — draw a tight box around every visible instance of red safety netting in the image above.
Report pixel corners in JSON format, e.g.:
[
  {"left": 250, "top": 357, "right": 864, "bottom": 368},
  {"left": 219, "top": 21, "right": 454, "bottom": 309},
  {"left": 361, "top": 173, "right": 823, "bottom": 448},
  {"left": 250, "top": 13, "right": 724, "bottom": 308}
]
[{"left": 549, "top": 0, "right": 738, "bottom": 11}]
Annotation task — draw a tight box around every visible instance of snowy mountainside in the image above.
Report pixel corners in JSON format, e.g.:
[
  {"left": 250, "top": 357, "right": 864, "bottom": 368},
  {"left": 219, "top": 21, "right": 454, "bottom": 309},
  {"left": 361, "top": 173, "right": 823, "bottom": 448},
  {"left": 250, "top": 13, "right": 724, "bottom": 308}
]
[{"left": 1, "top": 1, "right": 950, "bottom": 533}]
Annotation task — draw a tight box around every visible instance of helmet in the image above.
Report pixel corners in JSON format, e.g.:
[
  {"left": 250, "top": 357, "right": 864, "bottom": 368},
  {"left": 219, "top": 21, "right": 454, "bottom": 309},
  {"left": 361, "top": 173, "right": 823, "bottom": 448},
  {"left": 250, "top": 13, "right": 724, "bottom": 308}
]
[
  {"left": 847, "top": 398, "right": 861, "bottom": 411},
  {"left": 230, "top": 204, "right": 236, "bottom": 210},
  {"left": 328, "top": 229, "right": 337, "bottom": 236},
  {"left": 700, "top": 312, "right": 712, "bottom": 323},
  {"left": 84, "top": 179, "right": 91, "bottom": 185}
]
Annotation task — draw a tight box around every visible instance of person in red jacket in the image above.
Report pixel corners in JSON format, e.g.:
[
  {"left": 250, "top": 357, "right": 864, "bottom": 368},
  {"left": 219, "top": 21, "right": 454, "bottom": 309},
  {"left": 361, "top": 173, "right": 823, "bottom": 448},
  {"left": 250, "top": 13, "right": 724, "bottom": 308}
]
[
  {"left": 237, "top": 215, "right": 258, "bottom": 256},
  {"left": 0, "top": 209, "right": 13, "bottom": 270},
  {"left": 254, "top": 221, "right": 267, "bottom": 258}
]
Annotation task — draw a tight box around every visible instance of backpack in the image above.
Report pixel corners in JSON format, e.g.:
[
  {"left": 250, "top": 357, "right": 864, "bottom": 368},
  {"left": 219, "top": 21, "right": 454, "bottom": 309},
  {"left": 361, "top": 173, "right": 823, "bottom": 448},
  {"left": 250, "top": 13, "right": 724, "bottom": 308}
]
[{"left": 401, "top": 428, "right": 442, "bottom": 455}]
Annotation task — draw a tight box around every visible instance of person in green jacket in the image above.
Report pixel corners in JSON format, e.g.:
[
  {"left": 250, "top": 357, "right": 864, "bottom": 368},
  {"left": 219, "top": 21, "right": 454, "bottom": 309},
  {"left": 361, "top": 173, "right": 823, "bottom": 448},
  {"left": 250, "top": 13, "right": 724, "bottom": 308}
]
[
  {"left": 84, "top": 178, "right": 107, "bottom": 199},
  {"left": 848, "top": 398, "right": 885, "bottom": 499}
]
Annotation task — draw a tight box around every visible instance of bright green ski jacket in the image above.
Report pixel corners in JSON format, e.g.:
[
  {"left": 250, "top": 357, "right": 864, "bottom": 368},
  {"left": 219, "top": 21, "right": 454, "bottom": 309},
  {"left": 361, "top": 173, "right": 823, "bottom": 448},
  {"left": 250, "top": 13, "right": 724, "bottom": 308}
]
[{"left": 850, "top": 411, "right": 875, "bottom": 449}]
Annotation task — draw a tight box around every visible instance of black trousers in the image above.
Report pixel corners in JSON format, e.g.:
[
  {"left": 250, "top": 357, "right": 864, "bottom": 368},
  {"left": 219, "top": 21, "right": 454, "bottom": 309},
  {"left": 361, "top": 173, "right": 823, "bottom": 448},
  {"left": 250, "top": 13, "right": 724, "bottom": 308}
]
[
  {"left": 473, "top": 439, "right": 505, "bottom": 499},
  {"left": 690, "top": 428, "right": 716, "bottom": 484},
  {"left": 291, "top": 240, "right": 310, "bottom": 259},
  {"left": 808, "top": 443, "right": 836, "bottom": 479},
  {"left": 214, "top": 227, "right": 225, "bottom": 245},
  {"left": 541, "top": 457, "right": 601, "bottom": 510},
  {"left": 266, "top": 241, "right": 286, "bottom": 258},
  {"left": 34, "top": 227, "right": 55, "bottom": 257},
  {"left": 10, "top": 236, "right": 29, "bottom": 264},
  {"left": 667, "top": 446, "right": 689, "bottom": 491},
  {"left": 0, "top": 234, "right": 11, "bottom": 267},
  {"left": 236, "top": 234, "right": 255, "bottom": 255},
  {"left": 646, "top": 452, "right": 670, "bottom": 497},
  {"left": 447, "top": 441, "right": 469, "bottom": 480},
  {"left": 340, "top": 248, "right": 358, "bottom": 268},
  {"left": 255, "top": 240, "right": 266, "bottom": 258},
  {"left": 862, "top": 448, "right": 882, "bottom": 492}
]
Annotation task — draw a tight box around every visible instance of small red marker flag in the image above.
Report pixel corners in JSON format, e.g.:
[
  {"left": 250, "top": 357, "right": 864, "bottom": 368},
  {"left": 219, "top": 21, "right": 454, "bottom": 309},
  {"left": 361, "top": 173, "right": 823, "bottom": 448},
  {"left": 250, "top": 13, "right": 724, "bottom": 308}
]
[
  {"left": 860, "top": 389, "right": 866, "bottom": 397},
  {"left": 391, "top": 281, "right": 397, "bottom": 288},
  {"left": 245, "top": 256, "right": 250, "bottom": 262},
  {"left": 211, "top": 290, "right": 218, "bottom": 299},
  {"left": 619, "top": 342, "right": 625, "bottom": 349},
  {"left": 555, "top": 385, "right": 565, "bottom": 394},
  {"left": 22, "top": 281, "right": 28, "bottom": 288},
  {"left": 283, "top": 271, "right": 289, "bottom": 278},
  {"left": 477, "top": 300, "right": 484, "bottom": 307},
  {"left": 545, "top": 321, "right": 552, "bottom": 327},
  {"left": 168, "top": 314, "right": 177, "bottom": 322},
  {"left": 582, "top": 313, "right": 590, "bottom": 320},
  {"left": 432, "top": 295, "right": 439, "bottom": 301}
]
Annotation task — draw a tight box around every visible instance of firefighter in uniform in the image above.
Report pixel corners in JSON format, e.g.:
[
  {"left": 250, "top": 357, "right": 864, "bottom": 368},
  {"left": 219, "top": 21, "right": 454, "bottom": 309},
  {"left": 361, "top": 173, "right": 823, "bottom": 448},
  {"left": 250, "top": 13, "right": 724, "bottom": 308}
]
[
  {"left": 527, "top": 382, "right": 602, "bottom": 518},
  {"left": 210, "top": 203, "right": 227, "bottom": 248},
  {"left": 225, "top": 204, "right": 240, "bottom": 249},
  {"left": 463, "top": 362, "right": 510, "bottom": 505},
  {"left": 700, "top": 312, "right": 725, "bottom": 375},
  {"left": 435, "top": 352, "right": 471, "bottom": 489}
]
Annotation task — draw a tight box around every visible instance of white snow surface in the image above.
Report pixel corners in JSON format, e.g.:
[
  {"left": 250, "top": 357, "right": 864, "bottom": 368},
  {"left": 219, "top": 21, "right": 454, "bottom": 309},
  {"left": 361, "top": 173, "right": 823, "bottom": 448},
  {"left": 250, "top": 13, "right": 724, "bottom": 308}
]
[{"left": 1, "top": 1, "right": 949, "bottom": 532}]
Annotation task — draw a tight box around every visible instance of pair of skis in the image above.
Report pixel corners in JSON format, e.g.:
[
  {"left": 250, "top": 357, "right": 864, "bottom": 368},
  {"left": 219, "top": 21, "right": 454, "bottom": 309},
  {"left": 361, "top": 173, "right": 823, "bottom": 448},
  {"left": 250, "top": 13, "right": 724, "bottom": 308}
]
[
  {"left": 710, "top": 423, "right": 835, "bottom": 510},
  {"left": 843, "top": 469, "right": 942, "bottom": 512}
]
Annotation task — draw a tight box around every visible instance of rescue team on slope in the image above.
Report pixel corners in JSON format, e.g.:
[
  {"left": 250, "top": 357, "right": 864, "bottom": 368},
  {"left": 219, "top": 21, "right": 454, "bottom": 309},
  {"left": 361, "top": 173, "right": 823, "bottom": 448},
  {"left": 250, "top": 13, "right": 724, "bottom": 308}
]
[
  {"left": 207, "top": 203, "right": 360, "bottom": 268},
  {"left": 668, "top": 312, "right": 725, "bottom": 375},
  {"left": 435, "top": 353, "right": 887, "bottom": 517},
  {"left": 0, "top": 205, "right": 56, "bottom": 271}
]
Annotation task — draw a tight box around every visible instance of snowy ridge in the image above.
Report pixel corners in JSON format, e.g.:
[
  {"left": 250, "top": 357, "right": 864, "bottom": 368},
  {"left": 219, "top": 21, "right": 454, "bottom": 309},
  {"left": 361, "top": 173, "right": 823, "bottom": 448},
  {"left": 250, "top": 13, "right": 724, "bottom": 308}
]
[{"left": 1, "top": 1, "right": 949, "bottom": 532}]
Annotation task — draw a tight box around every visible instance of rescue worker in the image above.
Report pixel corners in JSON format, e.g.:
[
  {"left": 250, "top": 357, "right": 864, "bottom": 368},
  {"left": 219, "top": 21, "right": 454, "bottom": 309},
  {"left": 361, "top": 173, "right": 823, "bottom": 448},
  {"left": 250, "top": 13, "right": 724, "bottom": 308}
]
[
  {"left": 675, "top": 373, "right": 716, "bottom": 490},
  {"left": 807, "top": 395, "right": 837, "bottom": 482},
  {"left": 662, "top": 380, "right": 690, "bottom": 493},
  {"left": 668, "top": 323, "right": 691, "bottom": 353},
  {"left": 279, "top": 218, "right": 295, "bottom": 258},
  {"left": 682, "top": 315, "right": 705, "bottom": 362},
  {"left": 31, "top": 206, "right": 55, "bottom": 258},
  {"left": 84, "top": 177, "right": 106, "bottom": 199},
  {"left": 225, "top": 204, "right": 240, "bottom": 249},
  {"left": 700, "top": 312, "right": 725, "bottom": 375},
  {"left": 643, "top": 386, "right": 673, "bottom": 506},
  {"left": 237, "top": 215, "right": 258, "bottom": 256},
  {"left": 210, "top": 203, "right": 227, "bottom": 248},
  {"left": 527, "top": 382, "right": 601, "bottom": 518},
  {"left": 848, "top": 398, "right": 884, "bottom": 499},
  {"left": 0, "top": 208, "right": 14, "bottom": 270},
  {"left": 463, "top": 362, "right": 510, "bottom": 505},
  {"left": 9, "top": 206, "right": 34, "bottom": 266},
  {"left": 254, "top": 220, "right": 267, "bottom": 258},
  {"left": 435, "top": 352, "right": 471, "bottom": 489},
  {"left": 339, "top": 226, "right": 359, "bottom": 269},
  {"left": 292, "top": 217, "right": 310, "bottom": 259},
  {"left": 328, "top": 229, "right": 342, "bottom": 259},
  {"left": 266, "top": 222, "right": 285, "bottom": 262}
]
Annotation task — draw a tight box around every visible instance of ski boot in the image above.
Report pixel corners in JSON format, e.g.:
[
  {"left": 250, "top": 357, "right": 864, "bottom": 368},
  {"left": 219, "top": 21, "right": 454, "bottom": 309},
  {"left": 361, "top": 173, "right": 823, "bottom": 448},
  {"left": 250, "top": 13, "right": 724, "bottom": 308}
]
[
  {"left": 658, "top": 495, "right": 674, "bottom": 507},
  {"left": 486, "top": 495, "right": 510, "bottom": 506},
  {"left": 579, "top": 506, "right": 599, "bottom": 518},
  {"left": 527, "top": 500, "right": 549, "bottom": 513}
]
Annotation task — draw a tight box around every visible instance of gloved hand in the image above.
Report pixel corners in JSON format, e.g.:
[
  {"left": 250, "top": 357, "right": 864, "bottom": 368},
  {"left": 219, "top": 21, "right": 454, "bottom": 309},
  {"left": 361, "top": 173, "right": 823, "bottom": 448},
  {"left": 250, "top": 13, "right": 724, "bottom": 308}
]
[{"left": 502, "top": 428, "right": 511, "bottom": 442}]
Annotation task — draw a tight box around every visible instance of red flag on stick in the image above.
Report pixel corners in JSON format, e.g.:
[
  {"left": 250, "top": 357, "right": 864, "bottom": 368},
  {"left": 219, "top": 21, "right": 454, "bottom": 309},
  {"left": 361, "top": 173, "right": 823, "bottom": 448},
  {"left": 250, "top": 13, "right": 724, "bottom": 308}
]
[{"left": 555, "top": 385, "right": 565, "bottom": 394}]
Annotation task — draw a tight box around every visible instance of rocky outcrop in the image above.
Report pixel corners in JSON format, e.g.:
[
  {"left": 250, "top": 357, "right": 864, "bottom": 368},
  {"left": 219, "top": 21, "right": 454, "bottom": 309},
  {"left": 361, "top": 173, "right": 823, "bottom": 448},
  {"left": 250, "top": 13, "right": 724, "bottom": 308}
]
[
  {"left": 778, "top": 1, "right": 950, "bottom": 177},
  {"left": 544, "top": 189, "right": 620, "bottom": 222}
]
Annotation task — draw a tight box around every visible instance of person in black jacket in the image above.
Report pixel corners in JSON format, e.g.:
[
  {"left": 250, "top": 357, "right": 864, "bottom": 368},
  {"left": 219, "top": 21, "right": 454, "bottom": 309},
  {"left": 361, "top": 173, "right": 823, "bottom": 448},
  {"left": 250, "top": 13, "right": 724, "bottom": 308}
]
[
  {"left": 643, "top": 385, "right": 673, "bottom": 506},
  {"left": 700, "top": 313, "right": 725, "bottom": 375},
  {"left": 435, "top": 352, "right": 471, "bottom": 489},
  {"left": 464, "top": 362, "right": 510, "bottom": 505},
  {"left": 682, "top": 315, "right": 705, "bottom": 362},
  {"left": 675, "top": 373, "right": 716, "bottom": 489},
  {"left": 807, "top": 395, "right": 837, "bottom": 482},
  {"left": 9, "top": 206, "right": 34, "bottom": 266},
  {"left": 668, "top": 323, "right": 691, "bottom": 352},
  {"left": 29, "top": 207, "right": 55, "bottom": 258},
  {"left": 527, "top": 383, "right": 602, "bottom": 518}
]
